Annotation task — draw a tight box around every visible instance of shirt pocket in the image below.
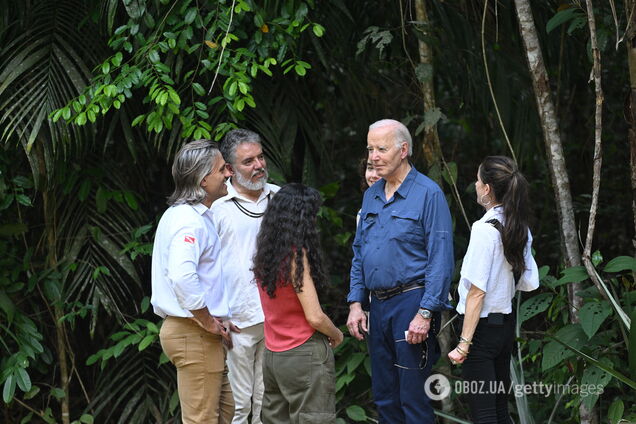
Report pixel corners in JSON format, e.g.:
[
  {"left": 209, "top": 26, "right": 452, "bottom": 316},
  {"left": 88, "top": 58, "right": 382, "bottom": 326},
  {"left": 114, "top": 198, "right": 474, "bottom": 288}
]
[
  {"left": 359, "top": 212, "right": 378, "bottom": 242},
  {"left": 389, "top": 210, "right": 423, "bottom": 242}
]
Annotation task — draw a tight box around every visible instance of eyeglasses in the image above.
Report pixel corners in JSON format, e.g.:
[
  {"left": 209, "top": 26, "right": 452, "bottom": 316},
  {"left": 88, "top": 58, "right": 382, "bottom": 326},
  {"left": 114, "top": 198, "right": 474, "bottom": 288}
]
[{"left": 393, "top": 338, "right": 428, "bottom": 370}]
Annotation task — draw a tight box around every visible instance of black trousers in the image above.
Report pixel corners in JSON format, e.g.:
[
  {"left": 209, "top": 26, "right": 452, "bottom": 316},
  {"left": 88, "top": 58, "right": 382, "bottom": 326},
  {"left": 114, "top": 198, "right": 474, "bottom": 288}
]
[{"left": 458, "top": 314, "right": 515, "bottom": 424}]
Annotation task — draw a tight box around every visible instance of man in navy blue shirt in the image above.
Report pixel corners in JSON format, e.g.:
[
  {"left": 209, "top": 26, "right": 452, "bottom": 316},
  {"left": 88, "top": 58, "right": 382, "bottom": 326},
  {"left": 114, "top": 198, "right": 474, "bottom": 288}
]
[{"left": 346, "top": 119, "right": 454, "bottom": 424}]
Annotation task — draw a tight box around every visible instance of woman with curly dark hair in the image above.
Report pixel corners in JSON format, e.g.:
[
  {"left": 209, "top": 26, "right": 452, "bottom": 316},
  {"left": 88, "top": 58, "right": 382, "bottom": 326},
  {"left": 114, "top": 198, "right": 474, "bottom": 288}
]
[
  {"left": 448, "top": 156, "right": 539, "bottom": 423},
  {"left": 253, "top": 183, "right": 343, "bottom": 424}
]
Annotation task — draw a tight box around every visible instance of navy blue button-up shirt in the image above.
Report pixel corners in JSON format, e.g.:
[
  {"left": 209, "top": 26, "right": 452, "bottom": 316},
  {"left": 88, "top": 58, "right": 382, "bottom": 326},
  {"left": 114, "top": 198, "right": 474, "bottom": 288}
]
[{"left": 348, "top": 166, "right": 454, "bottom": 311}]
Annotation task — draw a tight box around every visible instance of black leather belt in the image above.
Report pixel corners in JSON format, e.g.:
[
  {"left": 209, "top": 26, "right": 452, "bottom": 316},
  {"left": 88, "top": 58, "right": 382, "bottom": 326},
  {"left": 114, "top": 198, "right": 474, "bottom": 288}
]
[{"left": 372, "top": 282, "right": 424, "bottom": 300}]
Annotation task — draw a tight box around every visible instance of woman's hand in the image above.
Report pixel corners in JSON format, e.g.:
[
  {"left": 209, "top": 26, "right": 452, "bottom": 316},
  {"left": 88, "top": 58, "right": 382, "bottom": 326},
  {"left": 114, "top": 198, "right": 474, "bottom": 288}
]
[
  {"left": 329, "top": 329, "right": 344, "bottom": 348},
  {"left": 448, "top": 341, "right": 470, "bottom": 365}
]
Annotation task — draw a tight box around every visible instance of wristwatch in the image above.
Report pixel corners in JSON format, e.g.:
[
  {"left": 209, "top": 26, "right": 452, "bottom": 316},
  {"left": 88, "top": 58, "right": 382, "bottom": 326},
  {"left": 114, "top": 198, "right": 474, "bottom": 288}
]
[{"left": 417, "top": 308, "right": 432, "bottom": 319}]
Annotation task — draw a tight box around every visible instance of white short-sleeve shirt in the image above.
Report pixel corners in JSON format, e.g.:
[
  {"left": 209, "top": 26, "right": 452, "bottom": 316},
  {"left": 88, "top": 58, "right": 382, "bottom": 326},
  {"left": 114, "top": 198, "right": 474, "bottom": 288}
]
[
  {"left": 456, "top": 206, "right": 539, "bottom": 317},
  {"left": 151, "top": 203, "right": 231, "bottom": 319}
]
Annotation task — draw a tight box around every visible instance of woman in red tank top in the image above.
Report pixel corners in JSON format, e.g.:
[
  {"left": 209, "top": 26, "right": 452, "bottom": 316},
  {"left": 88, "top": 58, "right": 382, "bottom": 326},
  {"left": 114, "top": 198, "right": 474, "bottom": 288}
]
[{"left": 253, "top": 183, "right": 343, "bottom": 423}]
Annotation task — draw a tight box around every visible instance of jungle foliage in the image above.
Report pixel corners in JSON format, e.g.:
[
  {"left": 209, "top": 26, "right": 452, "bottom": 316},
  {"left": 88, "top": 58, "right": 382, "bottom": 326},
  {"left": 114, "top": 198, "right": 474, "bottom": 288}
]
[{"left": 0, "top": 0, "right": 635, "bottom": 423}]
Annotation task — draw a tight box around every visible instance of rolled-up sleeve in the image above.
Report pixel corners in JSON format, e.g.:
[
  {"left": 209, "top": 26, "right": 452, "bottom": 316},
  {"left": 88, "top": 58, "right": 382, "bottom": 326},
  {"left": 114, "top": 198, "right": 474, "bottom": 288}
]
[
  {"left": 420, "top": 190, "right": 454, "bottom": 311},
  {"left": 459, "top": 223, "right": 496, "bottom": 292},
  {"left": 167, "top": 224, "right": 206, "bottom": 311}
]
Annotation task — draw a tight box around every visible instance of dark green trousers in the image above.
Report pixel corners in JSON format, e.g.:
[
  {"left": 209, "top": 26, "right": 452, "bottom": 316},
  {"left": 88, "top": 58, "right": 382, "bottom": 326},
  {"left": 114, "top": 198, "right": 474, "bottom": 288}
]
[{"left": 262, "top": 333, "right": 336, "bottom": 424}]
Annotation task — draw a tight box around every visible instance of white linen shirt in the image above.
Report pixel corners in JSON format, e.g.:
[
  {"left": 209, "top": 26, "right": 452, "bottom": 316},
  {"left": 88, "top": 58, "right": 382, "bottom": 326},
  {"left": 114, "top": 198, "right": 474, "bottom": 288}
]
[
  {"left": 151, "top": 202, "right": 230, "bottom": 319},
  {"left": 456, "top": 206, "right": 539, "bottom": 317},
  {"left": 210, "top": 180, "right": 279, "bottom": 328}
]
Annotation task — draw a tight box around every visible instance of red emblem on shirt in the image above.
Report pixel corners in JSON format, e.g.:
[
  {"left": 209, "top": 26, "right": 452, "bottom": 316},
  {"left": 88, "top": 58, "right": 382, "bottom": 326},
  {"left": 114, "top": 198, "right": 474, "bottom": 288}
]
[{"left": 184, "top": 236, "right": 196, "bottom": 244}]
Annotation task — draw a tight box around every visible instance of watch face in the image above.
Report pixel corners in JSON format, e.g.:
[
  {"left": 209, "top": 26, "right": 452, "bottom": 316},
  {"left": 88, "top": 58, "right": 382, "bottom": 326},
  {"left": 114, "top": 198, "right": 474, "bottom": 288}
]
[{"left": 419, "top": 309, "right": 432, "bottom": 319}]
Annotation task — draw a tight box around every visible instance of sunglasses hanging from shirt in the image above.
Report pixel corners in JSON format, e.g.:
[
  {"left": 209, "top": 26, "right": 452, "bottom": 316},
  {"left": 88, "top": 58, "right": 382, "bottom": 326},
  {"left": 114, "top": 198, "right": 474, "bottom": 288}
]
[{"left": 231, "top": 193, "right": 271, "bottom": 218}]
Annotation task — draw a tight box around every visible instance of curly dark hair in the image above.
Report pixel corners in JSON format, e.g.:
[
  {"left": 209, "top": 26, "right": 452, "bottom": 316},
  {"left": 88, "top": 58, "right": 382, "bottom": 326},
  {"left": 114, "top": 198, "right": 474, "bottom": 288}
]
[{"left": 252, "top": 183, "right": 327, "bottom": 298}]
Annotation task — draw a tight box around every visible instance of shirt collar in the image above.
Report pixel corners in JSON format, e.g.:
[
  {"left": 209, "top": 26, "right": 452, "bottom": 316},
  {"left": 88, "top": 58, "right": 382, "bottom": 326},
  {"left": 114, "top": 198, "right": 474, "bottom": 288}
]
[
  {"left": 480, "top": 205, "right": 504, "bottom": 222},
  {"left": 192, "top": 202, "right": 210, "bottom": 215},
  {"left": 376, "top": 164, "right": 418, "bottom": 200}
]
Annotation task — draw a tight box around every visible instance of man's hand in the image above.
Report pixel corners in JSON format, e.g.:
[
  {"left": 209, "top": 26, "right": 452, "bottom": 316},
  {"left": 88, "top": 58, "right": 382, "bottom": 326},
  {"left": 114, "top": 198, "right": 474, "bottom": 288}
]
[
  {"left": 346, "top": 302, "right": 368, "bottom": 341},
  {"left": 221, "top": 320, "right": 241, "bottom": 350},
  {"left": 406, "top": 313, "right": 430, "bottom": 344}
]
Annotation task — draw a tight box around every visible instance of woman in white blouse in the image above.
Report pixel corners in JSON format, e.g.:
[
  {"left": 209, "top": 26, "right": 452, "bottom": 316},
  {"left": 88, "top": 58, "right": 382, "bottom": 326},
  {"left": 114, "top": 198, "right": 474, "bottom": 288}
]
[{"left": 448, "top": 156, "right": 539, "bottom": 423}]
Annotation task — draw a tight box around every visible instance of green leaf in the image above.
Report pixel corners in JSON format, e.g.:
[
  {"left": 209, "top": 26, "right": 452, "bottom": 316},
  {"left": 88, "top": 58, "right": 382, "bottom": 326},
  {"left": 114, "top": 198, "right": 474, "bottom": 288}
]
[
  {"left": 192, "top": 83, "right": 205, "bottom": 96},
  {"left": 148, "top": 50, "right": 160, "bottom": 63},
  {"left": 0, "top": 290, "right": 15, "bottom": 323},
  {"left": 78, "top": 180, "right": 91, "bottom": 201},
  {"left": 312, "top": 24, "right": 324, "bottom": 37},
  {"left": 23, "top": 385, "right": 40, "bottom": 400},
  {"left": 345, "top": 405, "right": 367, "bottom": 422},
  {"left": 579, "top": 300, "right": 611, "bottom": 339},
  {"left": 554, "top": 265, "right": 588, "bottom": 287},
  {"left": 15, "top": 368, "right": 31, "bottom": 392},
  {"left": 15, "top": 194, "right": 32, "bottom": 206},
  {"left": 184, "top": 7, "right": 197, "bottom": 24},
  {"left": 96, "top": 187, "right": 108, "bottom": 213},
  {"left": 542, "top": 324, "right": 586, "bottom": 371},
  {"left": 138, "top": 335, "right": 155, "bottom": 351},
  {"left": 581, "top": 358, "right": 613, "bottom": 410},
  {"left": 608, "top": 399, "right": 624, "bottom": 424},
  {"left": 3, "top": 374, "right": 16, "bottom": 403},
  {"left": 441, "top": 161, "right": 458, "bottom": 186},
  {"left": 48, "top": 385, "right": 64, "bottom": 399},
  {"left": 591, "top": 250, "right": 603, "bottom": 267},
  {"left": 604, "top": 256, "right": 636, "bottom": 273},
  {"left": 546, "top": 8, "right": 578, "bottom": 34},
  {"left": 141, "top": 296, "right": 150, "bottom": 313},
  {"left": 346, "top": 352, "right": 366, "bottom": 374},
  {"left": 79, "top": 415, "right": 93, "bottom": 424},
  {"left": 12, "top": 176, "right": 33, "bottom": 188},
  {"left": 519, "top": 293, "right": 553, "bottom": 324}
]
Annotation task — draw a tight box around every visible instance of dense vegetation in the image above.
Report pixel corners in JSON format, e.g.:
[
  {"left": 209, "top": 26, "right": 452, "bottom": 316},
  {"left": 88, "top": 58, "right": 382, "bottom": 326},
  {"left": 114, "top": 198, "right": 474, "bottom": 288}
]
[{"left": 1, "top": 0, "right": 634, "bottom": 423}]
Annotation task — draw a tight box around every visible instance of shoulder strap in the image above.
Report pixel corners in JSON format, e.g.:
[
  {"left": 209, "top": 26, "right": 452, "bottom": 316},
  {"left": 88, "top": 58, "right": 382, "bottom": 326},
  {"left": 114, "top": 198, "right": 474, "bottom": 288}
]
[{"left": 484, "top": 218, "right": 521, "bottom": 283}]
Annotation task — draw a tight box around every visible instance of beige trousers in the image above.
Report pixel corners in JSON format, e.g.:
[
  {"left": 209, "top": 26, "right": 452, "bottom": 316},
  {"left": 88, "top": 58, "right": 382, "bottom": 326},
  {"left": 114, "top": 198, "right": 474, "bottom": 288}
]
[{"left": 160, "top": 316, "right": 235, "bottom": 424}]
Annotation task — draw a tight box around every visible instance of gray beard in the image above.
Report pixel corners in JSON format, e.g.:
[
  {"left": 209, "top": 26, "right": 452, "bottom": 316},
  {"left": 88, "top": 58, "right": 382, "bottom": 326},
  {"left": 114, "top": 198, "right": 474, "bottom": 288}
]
[{"left": 234, "top": 168, "right": 268, "bottom": 191}]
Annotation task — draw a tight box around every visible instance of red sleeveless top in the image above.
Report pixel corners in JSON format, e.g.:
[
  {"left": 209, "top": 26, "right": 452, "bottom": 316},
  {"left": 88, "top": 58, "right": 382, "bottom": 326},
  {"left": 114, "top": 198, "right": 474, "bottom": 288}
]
[{"left": 258, "top": 280, "right": 315, "bottom": 352}]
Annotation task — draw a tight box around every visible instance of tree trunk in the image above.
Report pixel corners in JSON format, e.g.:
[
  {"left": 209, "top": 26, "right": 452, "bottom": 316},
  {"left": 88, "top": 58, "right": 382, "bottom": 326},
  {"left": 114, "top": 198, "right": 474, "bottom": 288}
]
[
  {"left": 513, "top": 1, "right": 593, "bottom": 422},
  {"left": 414, "top": 1, "right": 454, "bottom": 420},
  {"left": 38, "top": 145, "right": 71, "bottom": 424},
  {"left": 414, "top": 0, "right": 442, "bottom": 171}
]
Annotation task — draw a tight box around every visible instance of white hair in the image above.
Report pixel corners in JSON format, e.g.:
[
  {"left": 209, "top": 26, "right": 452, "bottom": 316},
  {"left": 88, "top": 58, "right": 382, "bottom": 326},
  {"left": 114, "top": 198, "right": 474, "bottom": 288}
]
[{"left": 369, "top": 119, "right": 412, "bottom": 156}]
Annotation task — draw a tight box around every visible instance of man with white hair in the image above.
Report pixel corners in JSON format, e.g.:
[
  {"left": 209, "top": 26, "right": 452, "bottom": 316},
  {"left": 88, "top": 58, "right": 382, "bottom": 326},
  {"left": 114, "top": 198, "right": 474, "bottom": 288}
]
[
  {"left": 346, "top": 119, "right": 454, "bottom": 423},
  {"left": 211, "top": 129, "right": 279, "bottom": 424}
]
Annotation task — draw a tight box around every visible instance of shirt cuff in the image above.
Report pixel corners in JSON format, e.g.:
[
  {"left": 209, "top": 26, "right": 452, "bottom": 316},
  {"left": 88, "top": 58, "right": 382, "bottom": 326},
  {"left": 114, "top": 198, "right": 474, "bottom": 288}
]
[
  {"left": 347, "top": 287, "right": 368, "bottom": 304},
  {"left": 419, "top": 293, "right": 453, "bottom": 311}
]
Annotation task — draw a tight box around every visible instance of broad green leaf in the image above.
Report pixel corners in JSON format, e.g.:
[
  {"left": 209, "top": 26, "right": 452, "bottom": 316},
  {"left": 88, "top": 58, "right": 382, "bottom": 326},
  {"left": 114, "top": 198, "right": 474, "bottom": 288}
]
[
  {"left": 519, "top": 293, "right": 553, "bottom": 324},
  {"left": 346, "top": 405, "right": 367, "bottom": 422},
  {"left": 3, "top": 374, "right": 16, "bottom": 402},
  {"left": 546, "top": 8, "right": 578, "bottom": 34},
  {"left": 96, "top": 187, "right": 108, "bottom": 213},
  {"left": 581, "top": 358, "right": 613, "bottom": 410},
  {"left": 0, "top": 290, "right": 15, "bottom": 323},
  {"left": 579, "top": 300, "right": 611, "bottom": 339},
  {"left": 138, "top": 335, "right": 155, "bottom": 351},
  {"left": 23, "top": 385, "right": 40, "bottom": 400},
  {"left": 608, "top": 399, "right": 624, "bottom": 424},
  {"left": 15, "top": 368, "right": 31, "bottom": 392},
  {"left": 346, "top": 352, "right": 366, "bottom": 375},
  {"left": 554, "top": 265, "right": 588, "bottom": 287},
  {"left": 604, "top": 256, "right": 636, "bottom": 273},
  {"left": 542, "top": 324, "right": 586, "bottom": 371},
  {"left": 79, "top": 414, "right": 94, "bottom": 424}
]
